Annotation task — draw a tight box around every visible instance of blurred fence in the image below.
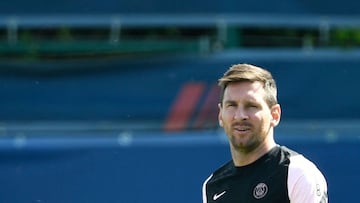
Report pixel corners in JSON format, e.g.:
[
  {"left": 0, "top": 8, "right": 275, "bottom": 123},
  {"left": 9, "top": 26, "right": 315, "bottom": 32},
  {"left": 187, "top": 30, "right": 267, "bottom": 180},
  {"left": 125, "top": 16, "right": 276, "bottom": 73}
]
[{"left": 1, "top": 14, "right": 360, "bottom": 48}]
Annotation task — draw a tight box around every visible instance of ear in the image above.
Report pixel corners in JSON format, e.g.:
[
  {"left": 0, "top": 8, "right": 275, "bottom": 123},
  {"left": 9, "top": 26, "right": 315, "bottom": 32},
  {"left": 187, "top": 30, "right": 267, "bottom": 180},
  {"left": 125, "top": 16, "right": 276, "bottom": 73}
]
[
  {"left": 218, "top": 103, "right": 224, "bottom": 127},
  {"left": 270, "top": 104, "right": 281, "bottom": 127}
]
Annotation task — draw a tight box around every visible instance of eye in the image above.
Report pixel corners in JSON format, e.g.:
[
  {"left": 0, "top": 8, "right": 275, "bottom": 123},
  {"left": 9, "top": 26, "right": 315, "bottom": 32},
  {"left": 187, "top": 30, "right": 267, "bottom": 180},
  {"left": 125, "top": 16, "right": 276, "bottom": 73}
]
[
  {"left": 225, "top": 102, "right": 237, "bottom": 108},
  {"left": 246, "top": 103, "right": 259, "bottom": 109},
  {"left": 226, "top": 104, "right": 235, "bottom": 107}
]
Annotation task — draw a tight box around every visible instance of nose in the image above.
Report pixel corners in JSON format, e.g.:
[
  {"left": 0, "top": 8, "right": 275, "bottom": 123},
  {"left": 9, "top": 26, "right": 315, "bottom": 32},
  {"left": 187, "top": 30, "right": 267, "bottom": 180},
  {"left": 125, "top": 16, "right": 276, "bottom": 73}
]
[{"left": 234, "top": 107, "right": 249, "bottom": 120}]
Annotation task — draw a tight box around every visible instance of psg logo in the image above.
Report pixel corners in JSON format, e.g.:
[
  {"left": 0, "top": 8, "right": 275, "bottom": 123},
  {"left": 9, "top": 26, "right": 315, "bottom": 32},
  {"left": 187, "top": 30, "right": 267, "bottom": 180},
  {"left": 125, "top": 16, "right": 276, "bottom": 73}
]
[{"left": 253, "top": 183, "right": 268, "bottom": 199}]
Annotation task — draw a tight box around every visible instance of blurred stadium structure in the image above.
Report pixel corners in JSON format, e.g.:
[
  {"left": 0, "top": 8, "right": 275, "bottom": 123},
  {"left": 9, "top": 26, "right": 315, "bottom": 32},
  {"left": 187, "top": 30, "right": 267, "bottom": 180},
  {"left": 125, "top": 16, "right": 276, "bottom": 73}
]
[{"left": 0, "top": 0, "right": 360, "bottom": 202}]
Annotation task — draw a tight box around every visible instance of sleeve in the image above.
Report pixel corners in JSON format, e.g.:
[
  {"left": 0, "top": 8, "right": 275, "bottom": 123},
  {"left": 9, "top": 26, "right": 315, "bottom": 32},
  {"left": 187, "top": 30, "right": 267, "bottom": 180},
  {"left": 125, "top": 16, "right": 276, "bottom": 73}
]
[
  {"left": 202, "top": 174, "right": 213, "bottom": 203},
  {"left": 287, "top": 155, "right": 328, "bottom": 203}
]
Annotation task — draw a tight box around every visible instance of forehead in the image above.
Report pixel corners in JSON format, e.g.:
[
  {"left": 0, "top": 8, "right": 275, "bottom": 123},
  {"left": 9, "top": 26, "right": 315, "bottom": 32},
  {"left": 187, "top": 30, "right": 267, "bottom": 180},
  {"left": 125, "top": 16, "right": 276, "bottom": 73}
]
[{"left": 223, "top": 81, "right": 265, "bottom": 101}]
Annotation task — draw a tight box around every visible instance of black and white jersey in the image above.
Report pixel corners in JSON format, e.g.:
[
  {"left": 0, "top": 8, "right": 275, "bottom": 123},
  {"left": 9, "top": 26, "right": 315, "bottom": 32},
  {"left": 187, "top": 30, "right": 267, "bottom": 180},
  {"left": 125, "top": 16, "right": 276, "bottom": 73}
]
[{"left": 202, "top": 145, "right": 328, "bottom": 203}]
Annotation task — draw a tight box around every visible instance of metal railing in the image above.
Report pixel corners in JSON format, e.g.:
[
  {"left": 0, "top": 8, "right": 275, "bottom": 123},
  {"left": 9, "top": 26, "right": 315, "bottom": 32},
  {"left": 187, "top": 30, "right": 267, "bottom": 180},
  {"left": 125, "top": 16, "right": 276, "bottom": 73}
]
[{"left": 1, "top": 14, "right": 360, "bottom": 45}]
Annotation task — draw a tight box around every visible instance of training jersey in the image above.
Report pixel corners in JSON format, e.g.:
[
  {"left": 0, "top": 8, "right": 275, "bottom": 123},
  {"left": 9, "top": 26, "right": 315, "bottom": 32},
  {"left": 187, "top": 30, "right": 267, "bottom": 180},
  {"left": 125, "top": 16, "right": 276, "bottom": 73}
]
[{"left": 202, "top": 145, "right": 328, "bottom": 203}]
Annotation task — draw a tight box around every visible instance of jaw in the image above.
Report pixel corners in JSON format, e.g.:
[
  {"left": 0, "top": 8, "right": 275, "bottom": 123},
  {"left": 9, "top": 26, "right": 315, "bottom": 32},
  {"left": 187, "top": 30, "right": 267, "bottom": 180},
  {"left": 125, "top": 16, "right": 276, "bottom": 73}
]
[
  {"left": 229, "top": 133, "right": 256, "bottom": 152},
  {"left": 229, "top": 136, "right": 276, "bottom": 166}
]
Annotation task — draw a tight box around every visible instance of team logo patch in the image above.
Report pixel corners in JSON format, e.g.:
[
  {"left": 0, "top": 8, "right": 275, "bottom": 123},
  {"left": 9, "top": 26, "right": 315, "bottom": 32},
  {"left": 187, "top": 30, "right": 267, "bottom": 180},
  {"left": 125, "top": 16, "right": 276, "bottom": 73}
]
[{"left": 253, "top": 183, "right": 268, "bottom": 199}]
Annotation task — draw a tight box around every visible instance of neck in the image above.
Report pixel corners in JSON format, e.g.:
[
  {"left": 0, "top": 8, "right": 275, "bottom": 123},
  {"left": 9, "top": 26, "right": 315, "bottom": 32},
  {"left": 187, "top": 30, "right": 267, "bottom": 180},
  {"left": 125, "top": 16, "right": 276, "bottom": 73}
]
[{"left": 231, "top": 138, "right": 276, "bottom": 167}]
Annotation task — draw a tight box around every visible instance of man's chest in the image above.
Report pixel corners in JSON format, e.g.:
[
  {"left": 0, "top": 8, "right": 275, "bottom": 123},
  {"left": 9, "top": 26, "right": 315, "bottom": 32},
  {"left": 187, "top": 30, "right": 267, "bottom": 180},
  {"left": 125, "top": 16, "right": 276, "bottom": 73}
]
[{"left": 207, "top": 170, "right": 289, "bottom": 203}]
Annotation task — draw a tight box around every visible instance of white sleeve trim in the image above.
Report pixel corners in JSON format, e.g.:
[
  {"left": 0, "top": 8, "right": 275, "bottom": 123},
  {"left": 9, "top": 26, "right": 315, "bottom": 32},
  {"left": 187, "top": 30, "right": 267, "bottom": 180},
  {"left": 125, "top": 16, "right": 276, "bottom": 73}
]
[
  {"left": 202, "top": 174, "right": 213, "bottom": 203},
  {"left": 288, "top": 155, "right": 328, "bottom": 203}
]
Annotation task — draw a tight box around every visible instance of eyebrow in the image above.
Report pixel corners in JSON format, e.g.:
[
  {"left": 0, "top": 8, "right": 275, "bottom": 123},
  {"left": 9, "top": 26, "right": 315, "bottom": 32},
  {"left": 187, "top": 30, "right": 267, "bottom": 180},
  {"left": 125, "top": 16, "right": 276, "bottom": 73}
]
[
  {"left": 223, "top": 100, "right": 237, "bottom": 105},
  {"left": 223, "top": 97, "right": 261, "bottom": 105}
]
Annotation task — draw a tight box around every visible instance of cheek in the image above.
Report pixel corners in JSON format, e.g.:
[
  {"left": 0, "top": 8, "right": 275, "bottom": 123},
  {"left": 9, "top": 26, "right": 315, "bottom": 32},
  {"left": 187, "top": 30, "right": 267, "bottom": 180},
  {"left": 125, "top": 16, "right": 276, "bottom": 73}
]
[
  {"left": 253, "top": 112, "right": 271, "bottom": 125},
  {"left": 219, "top": 110, "right": 233, "bottom": 125},
  {"left": 262, "top": 114, "right": 274, "bottom": 127}
]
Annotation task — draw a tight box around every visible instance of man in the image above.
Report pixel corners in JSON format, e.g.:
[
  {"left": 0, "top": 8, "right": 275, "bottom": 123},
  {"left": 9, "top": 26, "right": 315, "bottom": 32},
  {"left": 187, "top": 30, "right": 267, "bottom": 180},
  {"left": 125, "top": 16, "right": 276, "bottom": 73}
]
[{"left": 202, "top": 64, "right": 328, "bottom": 202}]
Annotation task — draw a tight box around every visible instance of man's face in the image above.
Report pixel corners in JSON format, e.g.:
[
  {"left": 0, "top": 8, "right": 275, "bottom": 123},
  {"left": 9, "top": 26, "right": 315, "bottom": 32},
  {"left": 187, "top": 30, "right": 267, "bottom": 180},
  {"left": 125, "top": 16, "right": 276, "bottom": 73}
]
[{"left": 218, "top": 81, "right": 280, "bottom": 153}]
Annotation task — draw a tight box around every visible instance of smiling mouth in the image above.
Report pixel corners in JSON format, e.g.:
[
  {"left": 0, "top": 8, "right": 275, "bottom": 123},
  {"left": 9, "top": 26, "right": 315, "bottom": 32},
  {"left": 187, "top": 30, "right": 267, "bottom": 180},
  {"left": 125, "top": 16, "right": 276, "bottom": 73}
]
[
  {"left": 233, "top": 126, "right": 251, "bottom": 133},
  {"left": 232, "top": 121, "right": 252, "bottom": 133}
]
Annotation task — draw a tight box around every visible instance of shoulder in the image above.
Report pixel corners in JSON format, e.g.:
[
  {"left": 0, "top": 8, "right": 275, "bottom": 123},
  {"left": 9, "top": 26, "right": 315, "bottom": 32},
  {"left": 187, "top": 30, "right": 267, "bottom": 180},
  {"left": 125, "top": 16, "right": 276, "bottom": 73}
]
[
  {"left": 205, "top": 160, "right": 234, "bottom": 183},
  {"left": 202, "top": 160, "right": 234, "bottom": 192},
  {"left": 286, "top": 150, "right": 328, "bottom": 203},
  {"left": 213, "top": 160, "right": 234, "bottom": 176}
]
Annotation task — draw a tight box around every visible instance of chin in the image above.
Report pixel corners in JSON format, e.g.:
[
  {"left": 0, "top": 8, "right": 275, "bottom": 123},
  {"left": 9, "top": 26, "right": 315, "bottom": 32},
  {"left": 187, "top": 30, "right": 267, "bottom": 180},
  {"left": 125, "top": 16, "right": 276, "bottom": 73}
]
[{"left": 232, "top": 140, "right": 260, "bottom": 153}]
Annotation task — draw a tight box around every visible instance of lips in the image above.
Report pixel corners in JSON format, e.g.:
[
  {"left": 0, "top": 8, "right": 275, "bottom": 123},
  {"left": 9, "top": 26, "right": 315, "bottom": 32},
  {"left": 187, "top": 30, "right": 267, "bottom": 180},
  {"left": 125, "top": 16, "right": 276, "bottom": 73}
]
[
  {"left": 232, "top": 123, "right": 252, "bottom": 133},
  {"left": 234, "top": 126, "right": 250, "bottom": 131}
]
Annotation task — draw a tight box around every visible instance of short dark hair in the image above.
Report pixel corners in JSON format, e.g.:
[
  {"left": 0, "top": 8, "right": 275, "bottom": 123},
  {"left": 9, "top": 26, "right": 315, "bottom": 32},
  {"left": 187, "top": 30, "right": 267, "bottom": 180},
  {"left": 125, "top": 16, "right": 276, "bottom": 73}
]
[{"left": 218, "top": 63, "right": 278, "bottom": 107}]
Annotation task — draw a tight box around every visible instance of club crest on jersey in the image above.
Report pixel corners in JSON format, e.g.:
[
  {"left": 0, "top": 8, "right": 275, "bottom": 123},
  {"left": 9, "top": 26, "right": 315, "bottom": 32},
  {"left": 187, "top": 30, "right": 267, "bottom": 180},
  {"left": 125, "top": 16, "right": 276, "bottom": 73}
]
[{"left": 253, "top": 183, "right": 268, "bottom": 199}]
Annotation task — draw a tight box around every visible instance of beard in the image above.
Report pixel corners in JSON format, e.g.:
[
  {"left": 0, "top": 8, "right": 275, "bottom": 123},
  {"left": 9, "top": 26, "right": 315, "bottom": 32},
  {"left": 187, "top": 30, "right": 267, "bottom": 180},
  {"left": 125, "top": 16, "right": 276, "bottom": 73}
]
[{"left": 226, "top": 121, "right": 270, "bottom": 153}]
